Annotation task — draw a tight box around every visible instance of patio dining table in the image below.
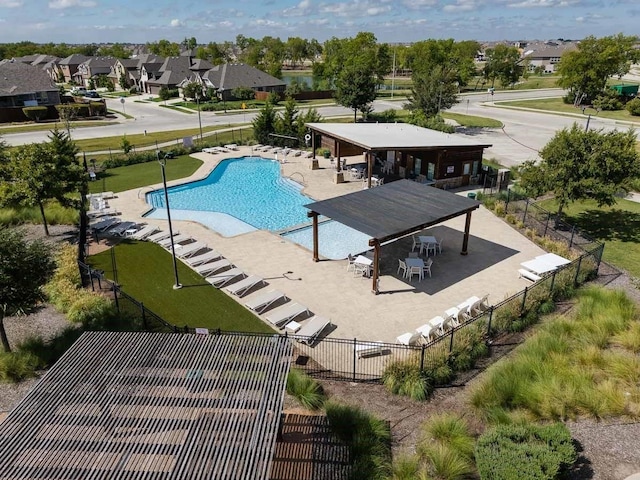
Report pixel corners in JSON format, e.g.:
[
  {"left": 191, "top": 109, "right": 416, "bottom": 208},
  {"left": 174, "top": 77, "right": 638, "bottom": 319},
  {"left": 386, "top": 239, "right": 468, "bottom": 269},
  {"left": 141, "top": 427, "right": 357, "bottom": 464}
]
[
  {"left": 520, "top": 258, "right": 558, "bottom": 275},
  {"left": 354, "top": 255, "right": 373, "bottom": 277},
  {"left": 405, "top": 257, "right": 425, "bottom": 281},
  {"left": 418, "top": 235, "right": 437, "bottom": 255}
]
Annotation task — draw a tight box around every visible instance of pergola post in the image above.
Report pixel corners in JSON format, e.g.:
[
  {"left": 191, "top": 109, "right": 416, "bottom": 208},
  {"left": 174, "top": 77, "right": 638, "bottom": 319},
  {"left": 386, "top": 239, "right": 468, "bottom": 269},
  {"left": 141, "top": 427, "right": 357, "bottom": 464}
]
[
  {"left": 461, "top": 211, "right": 472, "bottom": 255},
  {"left": 336, "top": 142, "right": 341, "bottom": 172},
  {"left": 311, "top": 212, "right": 319, "bottom": 262},
  {"left": 366, "top": 152, "right": 372, "bottom": 189},
  {"left": 311, "top": 130, "right": 316, "bottom": 159},
  {"left": 371, "top": 239, "right": 380, "bottom": 294}
]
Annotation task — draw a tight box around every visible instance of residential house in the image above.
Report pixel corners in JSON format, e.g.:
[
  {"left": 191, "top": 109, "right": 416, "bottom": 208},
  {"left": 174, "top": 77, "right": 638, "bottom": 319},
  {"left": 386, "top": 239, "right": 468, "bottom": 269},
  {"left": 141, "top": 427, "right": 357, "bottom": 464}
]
[
  {"left": 74, "top": 56, "right": 118, "bottom": 87},
  {"left": 0, "top": 61, "right": 61, "bottom": 123},
  {"left": 113, "top": 53, "right": 164, "bottom": 92},
  {"left": 58, "top": 53, "right": 91, "bottom": 83},
  {"left": 521, "top": 41, "right": 577, "bottom": 73},
  {"left": 11, "top": 54, "right": 62, "bottom": 82},
  {"left": 183, "top": 63, "right": 286, "bottom": 100},
  {"left": 144, "top": 56, "right": 212, "bottom": 95}
]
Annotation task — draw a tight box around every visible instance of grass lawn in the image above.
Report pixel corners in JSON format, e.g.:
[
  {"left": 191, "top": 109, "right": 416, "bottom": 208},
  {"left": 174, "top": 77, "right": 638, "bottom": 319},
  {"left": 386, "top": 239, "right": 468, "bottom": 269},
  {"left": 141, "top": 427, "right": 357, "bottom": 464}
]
[
  {"left": 442, "top": 112, "right": 503, "bottom": 128},
  {"left": 537, "top": 197, "right": 640, "bottom": 276},
  {"left": 497, "top": 97, "right": 640, "bottom": 124},
  {"left": 88, "top": 155, "right": 203, "bottom": 194},
  {"left": 89, "top": 241, "right": 274, "bottom": 333},
  {"left": 0, "top": 120, "right": 116, "bottom": 134}
]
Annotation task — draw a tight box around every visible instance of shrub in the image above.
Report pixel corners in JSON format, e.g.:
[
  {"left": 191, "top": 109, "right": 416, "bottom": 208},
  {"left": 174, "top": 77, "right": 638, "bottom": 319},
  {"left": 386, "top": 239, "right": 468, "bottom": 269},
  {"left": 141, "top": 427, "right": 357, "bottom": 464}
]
[
  {"left": 475, "top": 422, "right": 576, "bottom": 480},
  {"left": 286, "top": 368, "right": 325, "bottom": 410},
  {"left": 494, "top": 200, "right": 506, "bottom": 217},
  {"left": 420, "top": 413, "right": 475, "bottom": 459},
  {"left": 382, "top": 358, "right": 432, "bottom": 401},
  {"left": 593, "top": 90, "right": 623, "bottom": 111},
  {"left": 18, "top": 326, "right": 83, "bottom": 369},
  {"left": 121, "top": 135, "right": 132, "bottom": 154},
  {"left": 66, "top": 291, "right": 116, "bottom": 325},
  {"left": 391, "top": 453, "right": 423, "bottom": 480},
  {"left": 626, "top": 97, "right": 640, "bottom": 116},
  {"left": 231, "top": 87, "right": 256, "bottom": 100},
  {"left": 22, "top": 106, "right": 48, "bottom": 122},
  {"left": 0, "top": 351, "right": 40, "bottom": 382},
  {"left": 424, "top": 444, "right": 475, "bottom": 480},
  {"left": 89, "top": 101, "right": 106, "bottom": 116},
  {"left": 325, "top": 401, "right": 392, "bottom": 480},
  {"left": 613, "top": 322, "right": 640, "bottom": 353}
]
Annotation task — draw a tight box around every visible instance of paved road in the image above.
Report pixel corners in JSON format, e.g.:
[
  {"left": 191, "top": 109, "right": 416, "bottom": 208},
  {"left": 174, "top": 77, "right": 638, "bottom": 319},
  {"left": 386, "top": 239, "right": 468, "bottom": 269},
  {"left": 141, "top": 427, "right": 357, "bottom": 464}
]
[{"left": 1, "top": 88, "right": 632, "bottom": 166}]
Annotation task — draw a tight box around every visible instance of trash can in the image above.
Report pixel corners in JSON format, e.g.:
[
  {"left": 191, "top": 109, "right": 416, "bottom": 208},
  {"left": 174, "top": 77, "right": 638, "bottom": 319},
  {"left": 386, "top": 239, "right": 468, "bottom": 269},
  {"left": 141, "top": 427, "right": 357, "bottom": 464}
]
[{"left": 467, "top": 192, "right": 477, "bottom": 200}]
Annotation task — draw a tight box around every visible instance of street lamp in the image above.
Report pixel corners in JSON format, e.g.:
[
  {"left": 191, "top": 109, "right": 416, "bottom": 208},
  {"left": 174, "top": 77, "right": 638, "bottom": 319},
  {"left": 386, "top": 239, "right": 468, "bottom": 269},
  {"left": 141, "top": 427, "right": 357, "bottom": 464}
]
[
  {"left": 218, "top": 88, "right": 226, "bottom": 113},
  {"left": 195, "top": 91, "right": 203, "bottom": 144},
  {"left": 581, "top": 106, "right": 600, "bottom": 132},
  {"left": 157, "top": 149, "right": 182, "bottom": 290}
]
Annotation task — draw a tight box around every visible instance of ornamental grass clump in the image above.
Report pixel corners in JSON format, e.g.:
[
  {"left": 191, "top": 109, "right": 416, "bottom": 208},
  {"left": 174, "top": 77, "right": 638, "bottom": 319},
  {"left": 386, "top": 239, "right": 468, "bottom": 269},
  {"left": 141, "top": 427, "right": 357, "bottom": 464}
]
[{"left": 286, "top": 368, "right": 325, "bottom": 410}]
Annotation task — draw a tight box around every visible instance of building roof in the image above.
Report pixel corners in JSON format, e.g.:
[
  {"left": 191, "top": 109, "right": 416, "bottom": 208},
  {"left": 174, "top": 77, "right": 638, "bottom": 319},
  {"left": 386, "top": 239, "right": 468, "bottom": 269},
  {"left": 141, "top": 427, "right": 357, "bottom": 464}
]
[
  {"left": 0, "top": 61, "right": 58, "bottom": 96},
  {"left": 305, "top": 179, "right": 480, "bottom": 243},
  {"left": 0, "top": 331, "right": 292, "bottom": 480},
  {"left": 203, "top": 63, "right": 286, "bottom": 90},
  {"left": 59, "top": 53, "right": 91, "bottom": 66},
  {"left": 305, "top": 123, "right": 492, "bottom": 151}
]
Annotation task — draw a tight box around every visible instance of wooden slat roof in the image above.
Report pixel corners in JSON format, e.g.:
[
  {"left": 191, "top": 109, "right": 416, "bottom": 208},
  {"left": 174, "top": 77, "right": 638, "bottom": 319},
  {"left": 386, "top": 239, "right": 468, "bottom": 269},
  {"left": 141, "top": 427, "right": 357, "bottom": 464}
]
[
  {"left": 0, "top": 331, "right": 292, "bottom": 480},
  {"left": 305, "top": 179, "right": 479, "bottom": 244}
]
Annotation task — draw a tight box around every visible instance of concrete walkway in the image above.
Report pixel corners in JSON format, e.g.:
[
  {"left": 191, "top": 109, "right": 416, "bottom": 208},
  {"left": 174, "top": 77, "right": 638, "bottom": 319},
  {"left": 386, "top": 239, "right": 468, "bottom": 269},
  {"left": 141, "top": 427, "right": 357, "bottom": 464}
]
[{"left": 106, "top": 147, "right": 547, "bottom": 350}]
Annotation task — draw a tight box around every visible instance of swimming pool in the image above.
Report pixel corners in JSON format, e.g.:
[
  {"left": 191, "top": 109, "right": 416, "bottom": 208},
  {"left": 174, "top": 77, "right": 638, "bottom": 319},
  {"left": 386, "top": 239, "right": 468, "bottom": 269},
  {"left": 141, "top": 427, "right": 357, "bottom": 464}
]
[
  {"left": 146, "top": 157, "right": 310, "bottom": 231},
  {"left": 145, "top": 156, "right": 372, "bottom": 259}
]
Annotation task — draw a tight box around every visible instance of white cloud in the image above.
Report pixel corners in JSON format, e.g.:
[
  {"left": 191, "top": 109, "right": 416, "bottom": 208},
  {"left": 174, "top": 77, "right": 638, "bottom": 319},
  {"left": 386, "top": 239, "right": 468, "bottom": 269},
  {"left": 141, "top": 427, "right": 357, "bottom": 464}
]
[
  {"left": 0, "top": 0, "right": 22, "bottom": 7},
  {"left": 282, "top": 0, "right": 312, "bottom": 17},
  {"left": 506, "top": 0, "right": 581, "bottom": 7},
  {"left": 402, "top": 0, "right": 436, "bottom": 9},
  {"left": 49, "top": 0, "right": 96, "bottom": 9},
  {"left": 170, "top": 18, "right": 183, "bottom": 27},
  {"left": 320, "top": 0, "right": 392, "bottom": 17},
  {"left": 443, "top": 0, "right": 477, "bottom": 12}
]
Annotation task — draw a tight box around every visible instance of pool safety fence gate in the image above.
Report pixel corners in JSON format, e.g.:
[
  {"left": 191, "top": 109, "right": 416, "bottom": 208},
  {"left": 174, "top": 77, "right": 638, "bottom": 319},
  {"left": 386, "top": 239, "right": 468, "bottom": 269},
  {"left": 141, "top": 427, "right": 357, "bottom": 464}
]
[{"left": 78, "top": 237, "right": 602, "bottom": 382}]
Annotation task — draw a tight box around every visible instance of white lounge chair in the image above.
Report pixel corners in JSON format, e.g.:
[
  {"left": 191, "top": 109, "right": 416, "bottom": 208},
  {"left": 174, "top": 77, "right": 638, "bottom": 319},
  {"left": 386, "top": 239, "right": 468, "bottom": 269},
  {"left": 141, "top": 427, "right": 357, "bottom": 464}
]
[
  {"left": 146, "top": 230, "right": 171, "bottom": 242},
  {"left": 296, "top": 316, "right": 331, "bottom": 345},
  {"left": 158, "top": 234, "right": 191, "bottom": 248},
  {"left": 106, "top": 221, "right": 137, "bottom": 236},
  {"left": 415, "top": 324, "right": 433, "bottom": 342},
  {"left": 224, "top": 144, "right": 239, "bottom": 150},
  {"left": 130, "top": 225, "right": 159, "bottom": 240},
  {"left": 244, "top": 290, "right": 287, "bottom": 314},
  {"left": 206, "top": 268, "right": 245, "bottom": 288},
  {"left": 202, "top": 147, "right": 218, "bottom": 154},
  {"left": 225, "top": 275, "right": 265, "bottom": 297},
  {"left": 396, "top": 331, "right": 424, "bottom": 346},
  {"left": 194, "top": 259, "right": 231, "bottom": 276},
  {"left": 355, "top": 341, "right": 384, "bottom": 358},
  {"left": 90, "top": 217, "right": 120, "bottom": 232},
  {"left": 184, "top": 250, "right": 222, "bottom": 266},
  {"left": 176, "top": 241, "right": 207, "bottom": 258},
  {"left": 265, "top": 302, "right": 309, "bottom": 328}
]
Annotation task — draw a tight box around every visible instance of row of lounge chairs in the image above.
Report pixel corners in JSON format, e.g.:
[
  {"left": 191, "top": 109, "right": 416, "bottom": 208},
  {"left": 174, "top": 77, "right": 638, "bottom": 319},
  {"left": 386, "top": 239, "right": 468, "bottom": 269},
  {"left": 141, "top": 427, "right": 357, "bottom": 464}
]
[
  {"left": 252, "top": 145, "right": 312, "bottom": 158},
  {"left": 396, "top": 294, "right": 490, "bottom": 346}
]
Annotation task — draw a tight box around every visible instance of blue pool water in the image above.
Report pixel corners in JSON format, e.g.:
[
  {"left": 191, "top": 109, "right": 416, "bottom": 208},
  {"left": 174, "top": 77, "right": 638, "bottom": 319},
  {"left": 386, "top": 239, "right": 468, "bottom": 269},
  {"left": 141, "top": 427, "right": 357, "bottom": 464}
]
[
  {"left": 146, "top": 157, "right": 310, "bottom": 231},
  {"left": 145, "top": 156, "right": 372, "bottom": 259}
]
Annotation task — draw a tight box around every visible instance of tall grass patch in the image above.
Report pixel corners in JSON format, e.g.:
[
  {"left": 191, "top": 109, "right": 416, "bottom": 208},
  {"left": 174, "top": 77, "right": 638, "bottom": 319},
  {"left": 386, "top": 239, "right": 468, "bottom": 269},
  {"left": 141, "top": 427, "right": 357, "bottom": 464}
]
[
  {"left": 471, "top": 286, "right": 640, "bottom": 421},
  {"left": 0, "top": 202, "right": 78, "bottom": 227},
  {"left": 286, "top": 368, "right": 325, "bottom": 410}
]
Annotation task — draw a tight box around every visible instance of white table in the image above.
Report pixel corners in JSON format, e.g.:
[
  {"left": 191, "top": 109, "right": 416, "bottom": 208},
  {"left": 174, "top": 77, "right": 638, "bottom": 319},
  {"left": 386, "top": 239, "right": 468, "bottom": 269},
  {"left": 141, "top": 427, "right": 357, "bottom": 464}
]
[
  {"left": 405, "top": 258, "right": 425, "bottom": 281},
  {"left": 354, "top": 255, "right": 373, "bottom": 277},
  {"left": 536, "top": 253, "right": 571, "bottom": 267},
  {"left": 520, "top": 259, "right": 557, "bottom": 275},
  {"left": 419, "top": 235, "right": 438, "bottom": 255},
  {"left": 285, "top": 320, "right": 302, "bottom": 333}
]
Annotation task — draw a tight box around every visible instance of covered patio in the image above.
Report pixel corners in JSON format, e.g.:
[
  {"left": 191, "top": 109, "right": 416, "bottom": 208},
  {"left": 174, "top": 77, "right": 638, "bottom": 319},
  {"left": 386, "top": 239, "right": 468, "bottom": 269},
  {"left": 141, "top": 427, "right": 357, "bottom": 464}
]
[{"left": 305, "top": 179, "right": 480, "bottom": 294}]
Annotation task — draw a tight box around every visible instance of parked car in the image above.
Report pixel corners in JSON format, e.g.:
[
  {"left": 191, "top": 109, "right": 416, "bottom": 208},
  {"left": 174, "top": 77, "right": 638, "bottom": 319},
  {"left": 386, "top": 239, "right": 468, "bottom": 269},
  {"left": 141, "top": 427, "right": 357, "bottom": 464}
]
[
  {"left": 70, "top": 87, "right": 87, "bottom": 96},
  {"left": 84, "top": 90, "right": 101, "bottom": 99}
]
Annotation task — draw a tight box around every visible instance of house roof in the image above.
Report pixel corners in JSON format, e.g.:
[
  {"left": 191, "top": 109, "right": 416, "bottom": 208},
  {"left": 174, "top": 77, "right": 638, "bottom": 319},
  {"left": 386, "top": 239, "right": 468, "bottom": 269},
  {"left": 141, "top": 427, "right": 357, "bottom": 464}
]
[
  {"left": 59, "top": 53, "right": 91, "bottom": 66},
  {"left": 306, "top": 122, "right": 492, "bottom": 151},
  {"left": 0, "top": 331, "right": 292, "bottom": 480},
  {"left": 305, "top": 179, "right": 480, "bottom": 244},
  {"left": 203, "top": 63, "right": 286, "bottom": 90},
  {"left": 80, "top": 56, "right": 118, "bottom": 68},
  {"left": 0, "top": 61, "right": 58, "bottom": 96}
]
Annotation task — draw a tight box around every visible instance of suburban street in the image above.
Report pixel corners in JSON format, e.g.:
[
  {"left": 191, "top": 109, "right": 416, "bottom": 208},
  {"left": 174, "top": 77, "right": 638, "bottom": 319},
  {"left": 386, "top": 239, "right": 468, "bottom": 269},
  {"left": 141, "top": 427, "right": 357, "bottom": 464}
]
[{"left": 0, "top": 88, "right": 633, "bottom": 166}]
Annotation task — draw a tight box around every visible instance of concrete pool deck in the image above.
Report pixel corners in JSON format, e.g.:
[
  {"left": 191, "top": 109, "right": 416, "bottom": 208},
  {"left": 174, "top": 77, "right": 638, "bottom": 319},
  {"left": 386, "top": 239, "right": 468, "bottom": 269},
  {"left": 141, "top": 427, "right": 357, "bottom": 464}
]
[{"left": 107, "top": 146, "right": 547, "bottom": 344}]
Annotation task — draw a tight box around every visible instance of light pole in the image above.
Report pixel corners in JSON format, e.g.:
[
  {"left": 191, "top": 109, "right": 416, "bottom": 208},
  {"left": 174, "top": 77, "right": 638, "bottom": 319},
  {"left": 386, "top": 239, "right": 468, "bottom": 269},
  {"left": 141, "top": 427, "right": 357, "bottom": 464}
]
[
  {"left": 581, "top": 106, "right": 600, "bottom": 132},
  {"left": 218, "top": 88, "right": 226, "bottom": 113},
  {"left": 157, "top": 149, "right": 182, "bottom": 290},
  {"left": 196, "top": 92, "right": 203, "bottom": 144}
]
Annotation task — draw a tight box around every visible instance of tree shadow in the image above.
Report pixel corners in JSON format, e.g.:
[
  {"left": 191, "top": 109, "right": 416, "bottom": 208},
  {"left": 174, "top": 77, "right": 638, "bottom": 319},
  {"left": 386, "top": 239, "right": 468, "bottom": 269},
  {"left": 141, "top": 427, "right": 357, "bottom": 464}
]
[
  {"left": 568, "top": 209, "right": 640, "bottom": 243},
  {"left": 565, "top": 439, "right": 594, "bottom": 480}
]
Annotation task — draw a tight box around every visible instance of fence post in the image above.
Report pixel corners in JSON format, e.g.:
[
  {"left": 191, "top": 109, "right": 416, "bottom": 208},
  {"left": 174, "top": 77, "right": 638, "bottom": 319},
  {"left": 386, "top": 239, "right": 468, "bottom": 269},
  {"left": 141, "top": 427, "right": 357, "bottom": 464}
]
[
  {"left": 112, "top": 283, "right": 120, "bottom": 313},
  {"left": 449, "top": 329, "right": 455, "bottom": 354},
  {"left": 549, "top": 269, "right": 557, "bottom": 296},
  {"left": 140, "top": 302, "right": 147, "bottom": 330},
  {"left": 232, "top": 129, "right": 235, "bottom": 142},
  {"left": 353, "top": 338, "right": 357, "bottom": 382},
  {"left": 543, "top": 212, "right": 551, "bottom": 236},
  {"left": 505, "top": 188, "right": 510, "bottom": 211},
  {"left": 596, "top": 244, "right": 604, "bottom": 273},
  {"left": 573, "top": 256, "right": 583, "bottom": 286},
  {"left": 521, "top": 286, "right": 528, "bottom": 315},
  {"left": 569, "top": 226, "right": 576, "bottom": 248},
  {"left": 486, "top": 306, "right": 494, "bottom": 336},
  {"left": 184, "top": 325, "right": 189, "bottom": 334},
  {"left": 420, "top": 345, "right": 425, "bottom": 373},
  {"left": 523, "top": 199, "right": 529, "bottom": 224}
]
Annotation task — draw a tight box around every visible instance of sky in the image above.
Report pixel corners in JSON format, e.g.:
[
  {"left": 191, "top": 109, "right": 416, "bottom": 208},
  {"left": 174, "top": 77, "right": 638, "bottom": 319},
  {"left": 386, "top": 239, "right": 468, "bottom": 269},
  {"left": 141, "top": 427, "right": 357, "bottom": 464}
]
[{"left": 0, "top": 0, "right": 638, "bottom": 45}]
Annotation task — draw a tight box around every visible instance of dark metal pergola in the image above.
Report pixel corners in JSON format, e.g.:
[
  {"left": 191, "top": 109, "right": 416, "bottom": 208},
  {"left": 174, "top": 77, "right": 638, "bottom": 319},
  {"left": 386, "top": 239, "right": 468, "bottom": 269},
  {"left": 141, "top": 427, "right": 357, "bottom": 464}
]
[
  {"left": 0, "top": 331, "right": 292, "bottom": 480},
  {"left": 305, "top": 179, "right": 480, "bottom": 294}
]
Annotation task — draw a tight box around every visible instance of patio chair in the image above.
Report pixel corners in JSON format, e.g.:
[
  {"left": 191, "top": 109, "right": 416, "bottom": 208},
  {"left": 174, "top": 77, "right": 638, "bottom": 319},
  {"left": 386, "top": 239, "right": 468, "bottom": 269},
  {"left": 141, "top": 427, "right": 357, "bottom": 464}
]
[
  {"left": 346, "top": 254, "right": 356, "bottom": 272},
  {"left": 435, "top": 238, "right": 443, "bottom": 255},
  {"left": 477, "top": 294, "right": 490, "bottom": 312},
  {"left": 442, "top": 311, "right": 458, "bottom": 330},
  {"left": 194, "top": 259, "right": 231, "bottom": 276},
  {"left": 184, "top": 250, "right": 222, "bottom": 266},
  {"left": 415, "top": 324, "right": 433, "bottom": 342},
  {"left": 146, "top": 230, "right": 171, "bottom": 243},
  {"left": 445, "top": 306, "right": 461, "bottom": 326},
  {"left": 265, "top": 302, "right": 310, "bottom": 328},
  {"left": 106, "top": 221, "right": 137, "bottom": 237},
  {"left": 397, "top": 259, "right": 408, "bottom": 278},
  {"left": 158, "top": 234, "right": 192, "bottom": 248},
  {"left": 411, "top": 235, "right": 420, "bottom": 252},
  {"left": 245, "top": 290, "right": 287, "bottom": 314},
  {"left": 407, "top": 264, "right": 423, "bottom": 282},
  {"left": 130, "top": 225, "right": 159, "bottom": 240},
  {"left": 206, "top": 268, "right": 245, "bottom": 288},
  {"left": 176, "top": 241, "right": 207, "bottom": 258},
  {"left": 428, "top": 316, "right": 446, "bottom": 336},
  {"left": 225, "top": 275, "right": 265, "bottom": 297},
  {"left": 396, "top": 331, "right": 424, "bottom": 346},
  {"left": 423, "top": 258, "right": 433, "bottom": 278},
  {"left": 296, "top": 316, "right": 331, "bottom": 346},
  {"left": 426, "top": 240, "right": 438, "bottom": 257}
]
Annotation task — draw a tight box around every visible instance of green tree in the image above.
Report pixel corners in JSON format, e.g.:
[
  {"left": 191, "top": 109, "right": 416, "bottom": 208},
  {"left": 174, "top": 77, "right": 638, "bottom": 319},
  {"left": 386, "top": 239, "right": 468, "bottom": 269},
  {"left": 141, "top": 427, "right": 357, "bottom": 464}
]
[
  {"left": 406, "top": 65, "right": 459, "bottom": 117},
  {"left": 275, "top": 97, "right": 299, "bottom": 146},
  {"left": 158, "top": 86, "right": 173, "bottom": 102},
  {"left": 252, "top": 101, "right": 278, "bottom": 145},
  {"left": 557, "top": 34, "right": 640, "bottom": 104},
  {"left": 98, "top": 43, "right": 130, "bottom": 58},
  {"left": 334, "top": 63, "right": 378, "bottom": 122},
  {"left": 0, "top": 229, "right": 55, "bottom": 352},
  {"left": 519, "top": 124, "right": 640, "bottom": 217},
  {"left": 407, "top": 39, "right": 479, "bottom": 87},
  {"left": 147, "top": 39, "right": 180, "bottom": 57},
  {"left": 483, "top": 44, "right": 523, "bottom": 87},
  {"left": 296, "top": 108, "right": 323, "bottom": 142},
  {"left": 182, "top": 81, "right": 202, "bottom": 100},
  {"left": 0, "top": 130, "right": 85, "bottom": 236},
  {"left": 119, "top": 72, "right": 130, "bottom": 90}
]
